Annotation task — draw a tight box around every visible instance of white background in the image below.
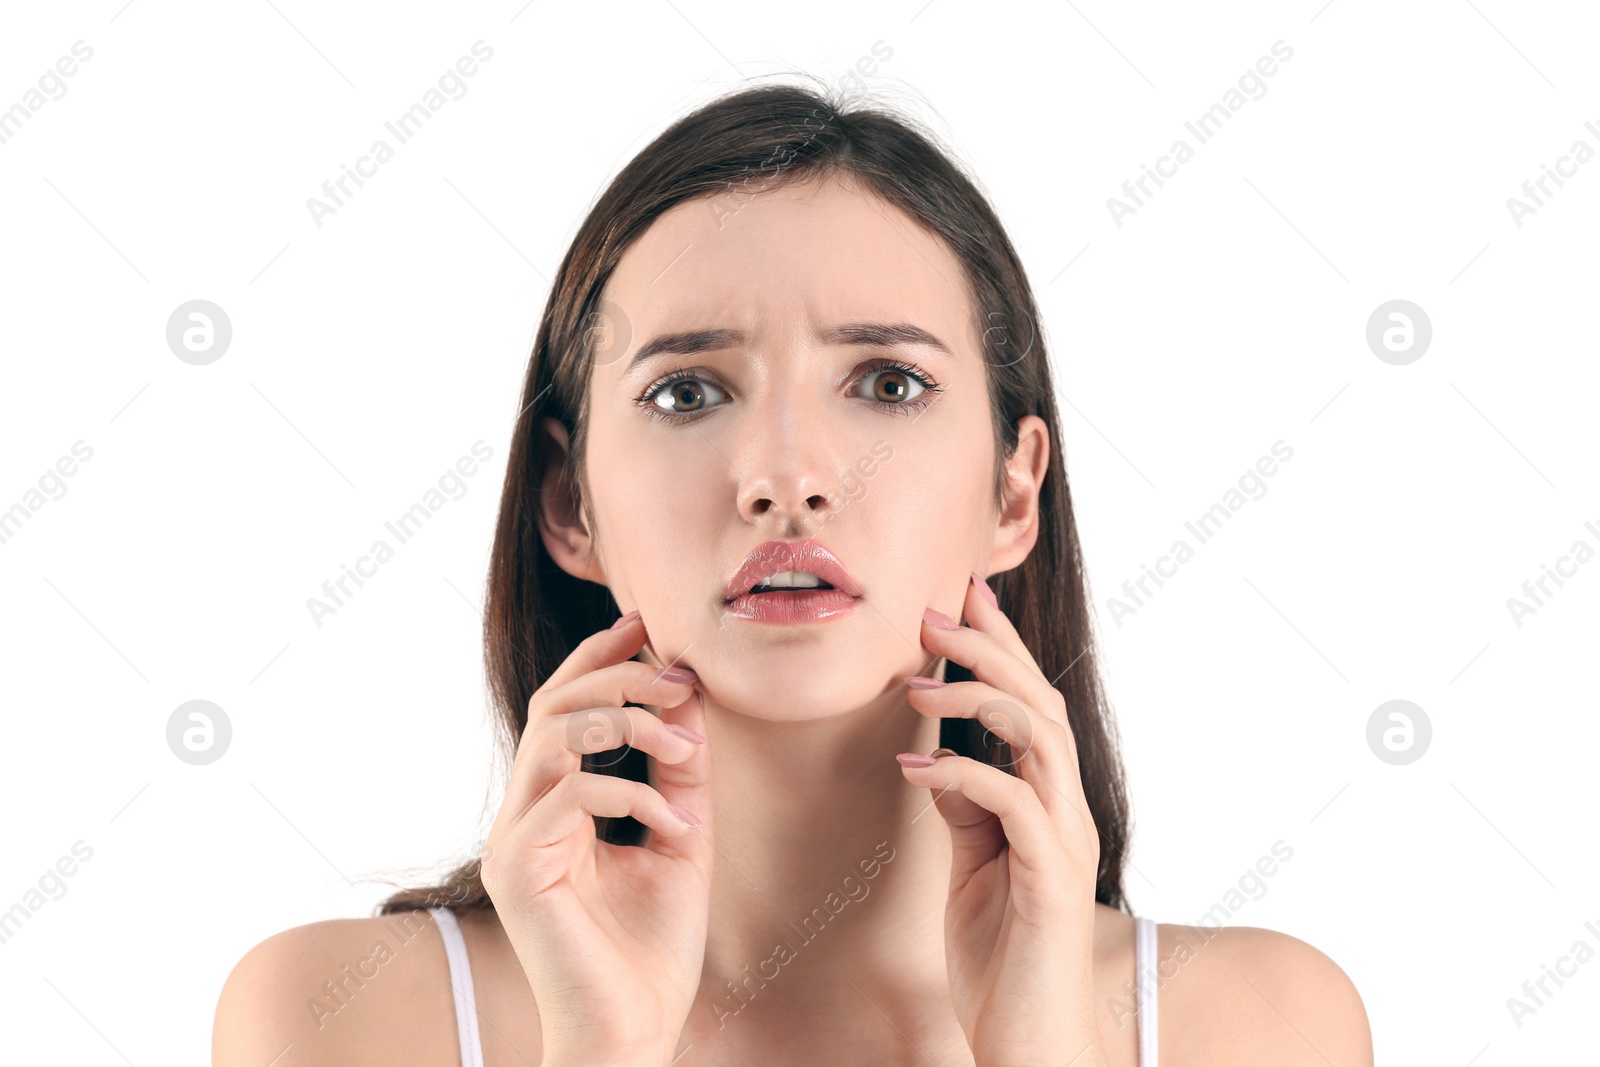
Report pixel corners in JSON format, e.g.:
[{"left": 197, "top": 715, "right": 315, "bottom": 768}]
[{"left": 1, "top": 0, "right": 1596, "bottom": 1063}]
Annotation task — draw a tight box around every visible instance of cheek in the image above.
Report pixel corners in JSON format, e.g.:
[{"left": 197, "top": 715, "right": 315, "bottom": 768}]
[
  {"left": 589, "top": 430, "right": 725, "bottom": 577},
  {"left": 858, "top": 434, "right": 987, "bottom": 553},
  {"left": 590, "top": 416, "right": 711, "bottom": 517}
]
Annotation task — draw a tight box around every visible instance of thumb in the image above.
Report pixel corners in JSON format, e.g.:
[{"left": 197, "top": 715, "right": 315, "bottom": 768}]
[{"left": 924, "top": 748, "right": 1007, "bottom": 887}]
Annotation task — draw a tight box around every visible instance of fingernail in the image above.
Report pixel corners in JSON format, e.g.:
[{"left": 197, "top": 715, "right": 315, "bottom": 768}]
[
  {"left": 658, "top": 665, "right": 698, "bottom": 683},
  {"left": 930, "top": 747, "right": 959, "bottom": 759},
  {"left": 668, "top": 802, "right": 702, "bottom": 826},
  {"left": 970, "top": 572, "right": 998, "bottom": 609},
  {"left": 904, "top": 676, "right": 947, "bottom": 689},
  {"left": 896, "top": 752, "right": 938, "bottom": 767},
  {"left": 922, "top": 607, "right": 960, "bottom": 631},
  {"left": 610, "top": 609, "right": 641, "bottom": 630},
  {"left": 665, "top": 723, "right": 706, "bottom": 744}
]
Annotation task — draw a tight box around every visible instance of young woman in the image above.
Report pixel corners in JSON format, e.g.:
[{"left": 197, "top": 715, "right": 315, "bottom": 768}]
[{"left": 215, "top": 80, "right": 1372, "bottom": 1067}]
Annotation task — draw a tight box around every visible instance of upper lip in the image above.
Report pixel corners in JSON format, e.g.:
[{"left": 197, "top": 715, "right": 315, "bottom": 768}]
[{"left": 723, "top": 539, "right": 863, "bottom": 601}]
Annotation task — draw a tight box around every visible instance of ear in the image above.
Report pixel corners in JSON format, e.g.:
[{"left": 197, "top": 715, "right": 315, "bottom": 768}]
[
  {"left": 535, "top": 416, "right": 607, "bottom": 585},
  {"left": 986, "top": 414, "right": 1050, "bottom": 574}
]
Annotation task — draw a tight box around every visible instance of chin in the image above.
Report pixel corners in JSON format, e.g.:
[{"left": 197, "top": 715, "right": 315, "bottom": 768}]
[{"left": 703, "top": 654, "right": 909, "bottom": 723}]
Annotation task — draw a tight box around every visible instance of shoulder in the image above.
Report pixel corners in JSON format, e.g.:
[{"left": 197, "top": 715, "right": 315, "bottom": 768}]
[
  {"left": 1153, "top": 922, "right": 1373, "bottom": 1067},
  {"left": 212, "top": 908, "right": 461, "bottom": 1066}
]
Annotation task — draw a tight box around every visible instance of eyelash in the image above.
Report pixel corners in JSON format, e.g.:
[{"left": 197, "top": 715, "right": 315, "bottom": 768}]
[{"left": 633, "top": 358, "right": 945, "bottom": 423}]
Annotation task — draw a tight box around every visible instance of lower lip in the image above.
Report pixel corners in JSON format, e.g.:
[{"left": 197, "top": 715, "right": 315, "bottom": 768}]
[{"left": 723, "top": 588, "right": 860, "bottom": 624}]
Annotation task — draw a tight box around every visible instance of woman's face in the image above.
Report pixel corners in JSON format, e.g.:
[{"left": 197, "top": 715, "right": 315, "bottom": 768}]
[{"left": 551, "top": 173, "right": 1036, "bottom": 721}]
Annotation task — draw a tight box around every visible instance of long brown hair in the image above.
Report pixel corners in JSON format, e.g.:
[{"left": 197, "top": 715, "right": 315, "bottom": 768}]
[{"left": 375, "top": 76, "right": 1133, "bottom": 918}]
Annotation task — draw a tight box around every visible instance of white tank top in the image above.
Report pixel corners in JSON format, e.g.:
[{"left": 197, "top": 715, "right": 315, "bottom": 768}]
[{"left": 429, "top": 907, "right": 1160, "bottom": 1066}]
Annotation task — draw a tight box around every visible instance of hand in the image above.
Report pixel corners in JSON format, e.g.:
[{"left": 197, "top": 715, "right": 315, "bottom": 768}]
[
  {"left": 480, "top": 612, "right": 714, "bottom": 1067},
  {"left": 896, "top": 573, "right": 1106, "bottom": 1067}
]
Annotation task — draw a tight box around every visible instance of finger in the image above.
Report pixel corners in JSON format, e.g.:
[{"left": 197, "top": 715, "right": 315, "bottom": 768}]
[
  {"left": 906, "top": 748, "right": 1005, "bottom": 885},
  {"left": 649, "top": 686, "right": 713, "bottom": 863},
  {"left": 524, "top": 769, "right": 701, "bottom": 850},
  {"left": 921, "top": 607, "right": 1072, "bottom": 734},
  {"left": 510, "top": 660, "right": 699, "bottom": 816},
  {"left": 533, "top": 657, "right": 701, "bottom": 727},
  {"left": 537, "top": 608, "right": 650, "bottom": 693},
  {"left": 902, "top": 678, "right": 1085, "bottom": 818},
  {"left": 965, "top": 571, "right": 1043, "bottom": 676},
  {"left": 520, "top": 705, "right": 703, "bottom": 800},
  {"left": 897, "top": 753, "right": 1064, "bottom": 892}
]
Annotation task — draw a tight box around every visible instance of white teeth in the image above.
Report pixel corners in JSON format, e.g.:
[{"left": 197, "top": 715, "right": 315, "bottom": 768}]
[{"left": 753, "top": 569, "right": 828, "bottom": 591}]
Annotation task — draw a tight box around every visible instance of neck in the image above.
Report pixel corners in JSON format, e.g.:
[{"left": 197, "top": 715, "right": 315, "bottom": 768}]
[{"left": 680, "top": 682, "right": 957, "bottom": 1040}]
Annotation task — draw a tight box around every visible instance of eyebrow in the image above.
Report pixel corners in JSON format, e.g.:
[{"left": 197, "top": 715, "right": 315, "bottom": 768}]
[{"left": 625, "top": 321, "right": 952, "bottom": 375}]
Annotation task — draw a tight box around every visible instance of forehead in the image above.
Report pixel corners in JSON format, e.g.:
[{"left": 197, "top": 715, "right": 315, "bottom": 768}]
[{"left": 602, "top": 174, "right": 975, "bottom": 355}]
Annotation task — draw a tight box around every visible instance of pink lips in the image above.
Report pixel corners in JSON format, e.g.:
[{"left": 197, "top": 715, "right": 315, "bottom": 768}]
[{"left": 721, "top": 539, "right": 863, "bottom": 624}]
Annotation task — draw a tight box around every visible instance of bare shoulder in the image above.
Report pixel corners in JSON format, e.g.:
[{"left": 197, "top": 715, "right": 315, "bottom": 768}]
[
  {"left": 1154, "top": 922, "right": 1373, "bottom": 1067},
  {"left": 212, "top": 908, "right": 461, "bottom": 1066}
]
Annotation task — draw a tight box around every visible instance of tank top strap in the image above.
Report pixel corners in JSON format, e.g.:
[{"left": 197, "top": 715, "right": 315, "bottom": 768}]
[
  {"left": 1134, "top": 914, "right": 1159, "bottom": 1067},
  {"left": 429, "top": 906, "right": 485, "bottom": 1067}
]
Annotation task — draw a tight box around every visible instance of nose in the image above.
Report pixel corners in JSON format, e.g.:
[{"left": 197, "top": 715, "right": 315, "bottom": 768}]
[
  {"left": 733, "top": 417, "right": 843, "bottom": 533},
  {"left": 736, "top": 463, "right": 840, "bottom": 533}
]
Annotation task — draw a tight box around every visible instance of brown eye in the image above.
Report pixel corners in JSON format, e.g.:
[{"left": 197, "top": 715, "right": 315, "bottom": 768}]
[
  {"left": 668, "top": 381, "right": 703, "bottom": 411},
  {"left": 872, "top": 370, "right": 912, "bottom": 403},
  {"left": 644, "top": 374, "right": 726, "bottom": 418},
  {"left": 857, "top": 366, "right": 926, "bottom": 406}
]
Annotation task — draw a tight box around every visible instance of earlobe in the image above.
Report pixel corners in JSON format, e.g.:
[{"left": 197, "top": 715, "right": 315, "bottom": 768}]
[
  {"left": 988, "top": 415, "right": 1050, "bottom": 573},
  {"left": 535, "top": 417, "right": 605, "bottom": 584}
]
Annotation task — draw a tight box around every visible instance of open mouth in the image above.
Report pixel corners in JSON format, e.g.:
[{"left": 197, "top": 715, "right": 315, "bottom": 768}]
[
  {"left": 722, "top": 539, "right": 862, "bottom": 607},
  {"left": 745, "top": 570, "right": 836, "bottom": 595},
  {"left": 723, "top": 553, "right": 860, "bottom": 623}
]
